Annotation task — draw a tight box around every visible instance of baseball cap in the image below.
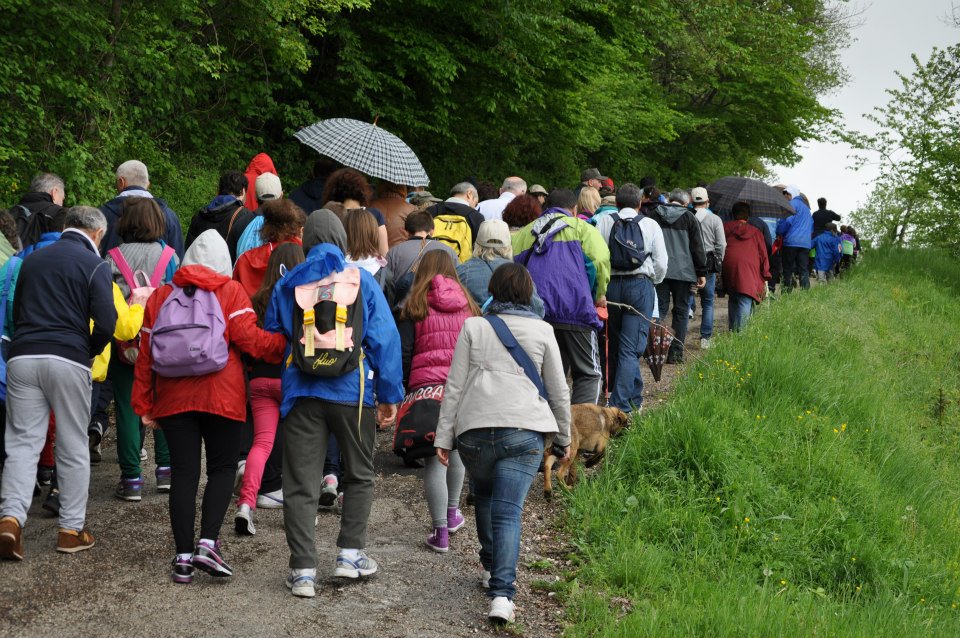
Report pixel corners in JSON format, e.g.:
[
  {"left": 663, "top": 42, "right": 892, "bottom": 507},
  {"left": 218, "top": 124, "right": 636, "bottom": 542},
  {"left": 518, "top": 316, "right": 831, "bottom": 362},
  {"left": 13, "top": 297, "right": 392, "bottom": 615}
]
[
  {"left": 691, "top": 187, "right": 709, "bottom": 204},
  {"left": 529, "top": 184, "right": 548, "bottom": 196},
  {"left": 580, "top": 168, "right": 607, "bottom": 182},
  {"left": 255, "top": 173, "right": 282, "bottom": 201},
  {"left": 476, "top": 220, "right": 511, "bottom": 248}
]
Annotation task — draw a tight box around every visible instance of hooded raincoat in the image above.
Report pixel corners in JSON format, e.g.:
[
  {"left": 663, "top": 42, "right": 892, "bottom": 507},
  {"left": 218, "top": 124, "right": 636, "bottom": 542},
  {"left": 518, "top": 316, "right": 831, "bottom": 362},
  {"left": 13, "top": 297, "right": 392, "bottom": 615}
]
[
  {"left": 243, "top": 153, "right": 278, "bottom": 211},
  {"left": 132, "top": 231, "right": 286, "bottom": 422}
]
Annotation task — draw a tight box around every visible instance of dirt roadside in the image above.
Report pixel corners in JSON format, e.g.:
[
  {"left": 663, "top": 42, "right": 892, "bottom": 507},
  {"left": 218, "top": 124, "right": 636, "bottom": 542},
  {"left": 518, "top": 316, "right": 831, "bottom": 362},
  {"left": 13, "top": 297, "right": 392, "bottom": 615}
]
[{"left": 0, "top": 307, "right": 724, "bottom": 638}]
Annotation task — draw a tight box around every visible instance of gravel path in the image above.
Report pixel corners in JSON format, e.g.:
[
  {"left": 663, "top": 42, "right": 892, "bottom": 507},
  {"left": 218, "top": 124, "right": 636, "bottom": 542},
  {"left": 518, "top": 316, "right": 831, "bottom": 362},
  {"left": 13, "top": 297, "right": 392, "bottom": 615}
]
[{"left": 0, "top": 308, "right": 722, "bottom": 637}]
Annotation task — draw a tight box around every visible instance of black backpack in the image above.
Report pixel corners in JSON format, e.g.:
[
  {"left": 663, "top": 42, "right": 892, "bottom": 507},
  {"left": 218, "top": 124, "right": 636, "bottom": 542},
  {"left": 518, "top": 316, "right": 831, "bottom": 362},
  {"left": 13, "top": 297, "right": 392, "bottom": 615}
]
[
  {"left": 11, "top": 204, "right": 51, "bottom": 252},
  {"left": 608, "top": 213, "right": 649, "bottom": 271}
]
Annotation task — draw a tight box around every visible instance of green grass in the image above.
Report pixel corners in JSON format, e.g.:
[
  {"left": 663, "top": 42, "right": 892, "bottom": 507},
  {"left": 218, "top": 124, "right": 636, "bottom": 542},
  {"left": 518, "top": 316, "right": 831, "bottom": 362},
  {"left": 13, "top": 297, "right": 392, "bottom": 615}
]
[{"left": 561, "top": 248, "right": 960, "bottom": 636}]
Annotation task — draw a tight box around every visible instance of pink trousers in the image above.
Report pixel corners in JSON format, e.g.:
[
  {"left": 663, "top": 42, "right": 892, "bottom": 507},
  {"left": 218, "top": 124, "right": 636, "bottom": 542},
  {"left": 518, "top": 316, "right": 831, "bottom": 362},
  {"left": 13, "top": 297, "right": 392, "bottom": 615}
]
[{"left": 237, "top": 377, "right": 282, "bottom": 509}]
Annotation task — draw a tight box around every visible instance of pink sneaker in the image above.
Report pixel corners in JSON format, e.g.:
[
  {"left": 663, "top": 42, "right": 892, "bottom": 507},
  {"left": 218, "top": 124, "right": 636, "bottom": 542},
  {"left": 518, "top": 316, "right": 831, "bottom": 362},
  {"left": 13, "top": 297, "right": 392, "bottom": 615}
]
[
  {"left": 426, "top": 526, "right": 449, "bottom": 553},
  {"left": 447, "top": 507, "right": 466, "bottom": 533}
]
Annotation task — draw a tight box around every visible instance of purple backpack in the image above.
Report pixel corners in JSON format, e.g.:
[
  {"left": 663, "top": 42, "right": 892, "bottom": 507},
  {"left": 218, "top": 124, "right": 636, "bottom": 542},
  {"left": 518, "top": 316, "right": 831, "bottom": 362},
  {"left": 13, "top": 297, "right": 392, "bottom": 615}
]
[{"left": 150, "top": 285, "right": 229, "bottom": 377}]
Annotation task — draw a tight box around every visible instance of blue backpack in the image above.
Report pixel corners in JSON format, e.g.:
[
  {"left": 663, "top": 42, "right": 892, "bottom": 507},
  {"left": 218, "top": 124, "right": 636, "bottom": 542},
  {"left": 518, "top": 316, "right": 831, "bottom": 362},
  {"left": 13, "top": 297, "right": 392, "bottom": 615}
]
[
  {"left": 235, "top": 216, "right": 265, "bottom": 261},
  {"left": 0, "top": 257, "right": 21, "bottom": 402},
  {"left": 608, "top": 213, "right": 649, "bottom": 271}
]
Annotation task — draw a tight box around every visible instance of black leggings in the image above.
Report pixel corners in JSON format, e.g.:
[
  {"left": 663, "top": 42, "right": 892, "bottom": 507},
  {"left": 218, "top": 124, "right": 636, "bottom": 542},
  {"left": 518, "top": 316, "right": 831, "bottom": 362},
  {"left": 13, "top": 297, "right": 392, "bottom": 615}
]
[{"left": 161, "top": 412, "right": 242, "bottom": 554}]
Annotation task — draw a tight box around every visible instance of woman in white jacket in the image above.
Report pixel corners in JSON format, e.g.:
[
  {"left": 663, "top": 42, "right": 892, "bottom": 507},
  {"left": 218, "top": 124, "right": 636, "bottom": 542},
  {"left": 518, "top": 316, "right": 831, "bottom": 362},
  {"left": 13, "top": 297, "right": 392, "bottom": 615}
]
[{"left": 435, "top": 263, "right": 571, "bottom": 626}]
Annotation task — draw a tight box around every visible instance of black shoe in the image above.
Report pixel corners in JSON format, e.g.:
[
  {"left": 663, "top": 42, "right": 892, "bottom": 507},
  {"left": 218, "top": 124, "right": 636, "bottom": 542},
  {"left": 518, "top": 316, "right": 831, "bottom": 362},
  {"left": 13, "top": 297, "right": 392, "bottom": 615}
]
[
  {"left": 37, "top": 465, "right": 54, "bottom": 487},
  {"left": 42, "top": 489, "right": 60, "bottom": 516},
  {"left": 88, "top": 424, "right": 103, "bottom": 464}
]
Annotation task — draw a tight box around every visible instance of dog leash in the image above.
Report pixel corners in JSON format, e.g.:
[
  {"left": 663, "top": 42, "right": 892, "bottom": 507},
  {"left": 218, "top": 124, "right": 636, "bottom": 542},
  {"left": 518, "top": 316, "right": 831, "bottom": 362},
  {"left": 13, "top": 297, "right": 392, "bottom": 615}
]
[{"left": 604, "top": 300, "right": 689, "bottom": 354}]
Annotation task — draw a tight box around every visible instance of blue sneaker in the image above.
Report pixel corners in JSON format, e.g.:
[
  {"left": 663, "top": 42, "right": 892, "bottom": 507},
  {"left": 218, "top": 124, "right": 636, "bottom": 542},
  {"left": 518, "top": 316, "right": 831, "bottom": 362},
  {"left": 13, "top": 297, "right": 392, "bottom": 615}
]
[
  {"left": 333, "top": 550, "right": 378, "bottom": 578},
  {"left": 286, "top": 570, "right": 316, "bottom": 598},
  {"left": 114, "top": 476, "right": 143, "bottom": 502}
]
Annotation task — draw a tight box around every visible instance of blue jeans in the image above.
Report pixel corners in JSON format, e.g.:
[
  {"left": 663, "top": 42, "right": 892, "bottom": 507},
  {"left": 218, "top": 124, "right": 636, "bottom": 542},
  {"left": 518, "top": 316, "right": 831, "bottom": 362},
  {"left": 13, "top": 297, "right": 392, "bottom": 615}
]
[
  {"left": 456, "top": 428, "right": 544, "bottom": 600},
  {"left": 728, "top": 293, "right": 754, "bottom": 332},
  {"left": 607, "top": 276, "right": 656, "bottom": 412},
  {"left": 689, "top": 273, "right": 716, "bottom": 338}
]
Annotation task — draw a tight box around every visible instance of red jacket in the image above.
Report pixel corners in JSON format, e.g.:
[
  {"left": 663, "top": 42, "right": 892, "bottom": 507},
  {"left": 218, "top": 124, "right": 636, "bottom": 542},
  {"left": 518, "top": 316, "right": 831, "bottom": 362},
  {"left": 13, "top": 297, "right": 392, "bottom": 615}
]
[
  {"left": 243, "top": 153, "right": 277, "bottom": 211},
  {"left": 132, "top": 265, "right": 286, "bottom": 422},
  {"left": 722, "top": 221, "right": 770, "bottom": 302},
  {"left": 232, "top": 239, "right": 301, "bottom": 299},
  {"left": 408, "top": 275, "right": 473, "bottom": 390}
]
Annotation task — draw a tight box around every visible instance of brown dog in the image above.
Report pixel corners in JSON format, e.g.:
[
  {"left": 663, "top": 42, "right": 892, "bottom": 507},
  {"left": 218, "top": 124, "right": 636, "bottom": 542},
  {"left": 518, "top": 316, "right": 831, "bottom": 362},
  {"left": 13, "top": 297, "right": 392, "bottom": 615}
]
[{"left": 543, "top": 404, "right": 630, "bottom": 498}]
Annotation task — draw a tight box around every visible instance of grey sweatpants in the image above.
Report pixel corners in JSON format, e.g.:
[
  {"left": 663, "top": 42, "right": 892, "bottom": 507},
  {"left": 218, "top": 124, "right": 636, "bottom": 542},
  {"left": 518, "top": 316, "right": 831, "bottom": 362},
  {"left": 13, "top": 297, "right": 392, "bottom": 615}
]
[
  {"left": 423, "top": 452, "right": 465, "bottom": 528},
  {"left": 0, "top": 357, "right": 92, "bottom": 531},
  {"left": 282, "top": 399, "right": 376, "bottom": 569}
]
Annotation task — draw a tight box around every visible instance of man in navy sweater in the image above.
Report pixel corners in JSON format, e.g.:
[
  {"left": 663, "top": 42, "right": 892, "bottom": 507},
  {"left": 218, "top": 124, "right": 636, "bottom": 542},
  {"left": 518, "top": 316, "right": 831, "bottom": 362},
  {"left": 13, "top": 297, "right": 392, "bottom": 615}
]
[
  {"left": 100, "top": 160, "right": 185, "bottom": 259},
  {"left": 0, "top": 206, "right": 117, "bottom": 560}
]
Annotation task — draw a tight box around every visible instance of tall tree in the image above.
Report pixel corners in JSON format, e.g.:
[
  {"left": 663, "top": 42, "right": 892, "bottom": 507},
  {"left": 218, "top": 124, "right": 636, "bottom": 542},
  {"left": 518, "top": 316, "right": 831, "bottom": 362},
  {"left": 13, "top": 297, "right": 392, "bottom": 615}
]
[{"left": 847, "top": 43, "right": 960, "bottom": 252}]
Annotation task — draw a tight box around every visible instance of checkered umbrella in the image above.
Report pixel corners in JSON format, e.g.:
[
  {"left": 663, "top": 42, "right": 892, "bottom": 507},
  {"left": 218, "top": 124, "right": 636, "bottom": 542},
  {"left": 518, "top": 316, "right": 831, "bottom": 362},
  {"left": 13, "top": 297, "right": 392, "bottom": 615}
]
[
  {"left": 707, "top": 176, "right": 794, "bottom": 219},
  {"left": 294, "top": 118, "right": 430, "bottom": 187}
]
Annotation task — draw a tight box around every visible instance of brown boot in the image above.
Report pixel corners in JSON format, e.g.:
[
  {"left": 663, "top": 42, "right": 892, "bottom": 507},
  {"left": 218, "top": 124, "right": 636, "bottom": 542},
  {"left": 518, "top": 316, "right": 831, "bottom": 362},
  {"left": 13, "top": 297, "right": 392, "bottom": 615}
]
[
  {"left": 56, "top": 527, "right": 95, "bottom": 554},
  {"left": 0, "top": 516, "right": 24, "bottom": 560}
]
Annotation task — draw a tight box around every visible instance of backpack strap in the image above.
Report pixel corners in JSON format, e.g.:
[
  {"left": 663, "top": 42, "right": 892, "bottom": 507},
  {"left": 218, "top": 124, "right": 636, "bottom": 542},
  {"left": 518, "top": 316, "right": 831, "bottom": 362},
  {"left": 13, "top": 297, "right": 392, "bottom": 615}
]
[
  {"left": 108, "top": 247, "right": 138, "bottom": 297},
  {"left": 522, "top": 216, "right": 565, "bottom": 267},
  {"left": 148, "top": 245, "right": 177, "bottom": 288},
  {"left": 226, "top": 204, "right": 246, "bottom": 237},
  {"left": 485, "top": 315, "right": 547, "bottom": 401}
]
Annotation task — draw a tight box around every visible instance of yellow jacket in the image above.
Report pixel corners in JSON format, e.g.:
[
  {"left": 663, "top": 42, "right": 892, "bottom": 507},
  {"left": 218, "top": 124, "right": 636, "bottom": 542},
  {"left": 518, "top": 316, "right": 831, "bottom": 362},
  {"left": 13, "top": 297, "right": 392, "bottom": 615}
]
[{"left": 91, "top": 283, "right": 144, "bottom": 382}]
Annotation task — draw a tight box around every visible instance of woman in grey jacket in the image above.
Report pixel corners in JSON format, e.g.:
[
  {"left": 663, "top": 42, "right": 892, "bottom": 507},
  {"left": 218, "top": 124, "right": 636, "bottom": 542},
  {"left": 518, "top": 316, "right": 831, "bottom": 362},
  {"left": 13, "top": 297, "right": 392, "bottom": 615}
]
[{"left": 435, "top": 263, "right": 571, "bottom": 626}]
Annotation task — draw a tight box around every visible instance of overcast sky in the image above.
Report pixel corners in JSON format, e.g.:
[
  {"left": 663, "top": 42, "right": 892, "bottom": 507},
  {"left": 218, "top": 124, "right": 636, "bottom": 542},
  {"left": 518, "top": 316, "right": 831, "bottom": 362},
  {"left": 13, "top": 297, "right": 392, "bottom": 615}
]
[{"left": 771, "top": 0, "right": 957, "bottom": 219}]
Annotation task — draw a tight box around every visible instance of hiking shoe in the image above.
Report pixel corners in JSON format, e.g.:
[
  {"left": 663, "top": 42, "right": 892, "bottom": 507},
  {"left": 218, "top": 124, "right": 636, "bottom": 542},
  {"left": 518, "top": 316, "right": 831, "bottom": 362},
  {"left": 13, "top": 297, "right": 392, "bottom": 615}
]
[
  {"left": 234, "top": 504, "right": 256, "bottom": 536},
  {"left": 155, "top": 466, "right": 171, "bottom": 493},
  {"left": 481, "top": 570, "right": 491, "bottom": 589},
  {"left": 688, "top": 308, "right": 695, "bottom": 319},
  {"left": 426, "top": 527, "right": 449, "bottom": 553},
  {"left": 172, "top": 555, "right": 194, "bottom": 584},
  {"left": 286, "top": 570, "right": 317, "bottom": 598},
  {"left": 447, "top": 507, "right": 465, "bottom": 533},
  {"left": 700, "top": 338, "right": 711, "bottom": 350},
  {"left": 56, "top": 528, "right": 95, "bottom": 554},
  {"left": 192, "top": 540, "right": 233, "bottom": 577},
  {"left": 88, "top": 422, "right": 104, "bottom": 464},
  {"left": 233, "top": 459, "right": 246, "bottom": 497},
  {"left": 318, "top": 475, "right": 338, "bottom": 510},
  {"left": 37, "top": 465, "right": 54, "bottom": 487},
  {"left": 114, "top": 476, "right": 144, "bottom": 502},
  {"left": 488, "top": 597, "right": 515, "bottom": 624},
  {"left": 256, "top": 489, "right": 283, "bottom": 509},
  {"left": 334, "top": 550, "right": 378, "bottom": 578},
  {"left": 666, "top": 351, "right": 684, "bottom": 364},
  {"left": 0, "top": 516, "right": 24, "bottom": 561},
  {"left": 42, "top": 489, "right": 60, "bottom": 516}
]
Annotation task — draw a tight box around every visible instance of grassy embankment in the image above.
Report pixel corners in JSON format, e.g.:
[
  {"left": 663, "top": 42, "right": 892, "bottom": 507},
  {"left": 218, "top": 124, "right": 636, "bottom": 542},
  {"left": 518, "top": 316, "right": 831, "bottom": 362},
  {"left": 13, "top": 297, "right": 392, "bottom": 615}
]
[{"left": 557, "top": 248, "right": 960, "bottom": 636}]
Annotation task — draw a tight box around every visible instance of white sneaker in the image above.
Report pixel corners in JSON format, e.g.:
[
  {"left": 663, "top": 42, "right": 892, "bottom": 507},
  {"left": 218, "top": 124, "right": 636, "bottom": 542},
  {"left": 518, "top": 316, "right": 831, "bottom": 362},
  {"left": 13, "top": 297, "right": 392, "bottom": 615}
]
[
  {"left": 488, "top": 596, "right": 515, "bottom": 624},
  {"left": 481, "top": 570, "right": 491, "bottom": 589},
  {"left": 700, "top": 338, "right": 711, "bottom": 350},
  {"left": 256, "top": 489, "right": 283, "bottom": 509},
  {"left": 286, "top": 569, "right": 316, "bottom": 598},
  {"left": 234, "top": 504, "right": 256, "bottom": 536},
  {"left": 334, "top": 550, "right": 378, "bottom": 578},
  {"left": 233, "top": 460, "right": 246, "bottom": 496},
  {"left": 140, "top": 447, "right": 147, "bottom": 461},
  {"left": 688, "top": 308, "right": 695, "bottom": 319}
]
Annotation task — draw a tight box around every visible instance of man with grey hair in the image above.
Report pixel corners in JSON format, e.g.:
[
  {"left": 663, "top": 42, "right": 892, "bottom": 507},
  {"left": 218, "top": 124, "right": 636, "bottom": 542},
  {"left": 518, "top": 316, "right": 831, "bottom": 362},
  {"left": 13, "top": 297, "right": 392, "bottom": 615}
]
[
  {"left": 425, "top": 182, "right": 485, "bottom": 258},
  {"left": 10, "top": 172, "right": 68, "bottom": 251},
  {"left": 647, "top": 188, "right": 708, "bottom": 364},
  {"left": 478, "top": 176, "right": 527, "bottom": 222},
  {"left": 100, "top": 160, "right": 185, "bottom": 258},
  {"left": 0, "top": 206, "right": 117, "bottom": 560}
]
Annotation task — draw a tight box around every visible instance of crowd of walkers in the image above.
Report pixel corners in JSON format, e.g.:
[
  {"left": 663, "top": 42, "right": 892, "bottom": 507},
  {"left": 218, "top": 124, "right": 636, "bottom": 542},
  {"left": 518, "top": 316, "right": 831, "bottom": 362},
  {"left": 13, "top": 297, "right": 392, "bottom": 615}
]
[{"left": 0, "top": 158, "right": 858, "bottom": 625}]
